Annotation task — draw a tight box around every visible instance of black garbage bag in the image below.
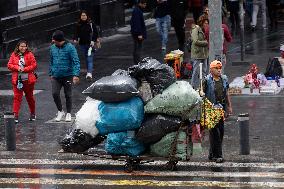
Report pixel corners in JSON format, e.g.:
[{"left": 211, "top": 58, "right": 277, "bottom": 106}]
[
  {"left": 128, "top": 57, "right": 176, "bottom": 96},
  {"left": 60, "top": 129, "right": 106, "bottom": 153},
  {"left": 265, "top": 57, "right": 283, "bottom": 78},
  {"left": 136, "top": 114, "right": 182, "bottom": 144},
  {"left": 111, "top": 69, "right": 130, "bottom": 76},
  {"left": 82, "top": 75, "right": 139, "bottom": 102}
]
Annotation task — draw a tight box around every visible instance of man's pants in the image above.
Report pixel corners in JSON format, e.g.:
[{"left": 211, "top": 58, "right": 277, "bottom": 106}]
[
  {"left": 13, "top": 81, "right": 35, "bottom": 117},
  {"left": 80, "top": 45, "right": 94, "bottom": 74},
  {"left": 251, "top": 1, "right": 267, "bottom": 28},
  {"left": 133, "top": 37, "right": 143, "bottom": 64},
  {"left": 191, "top": 59, "right": 208, "bottom": 89},
  {"left": 209, "top": 119, "right": 224, "bottom": 159},
  {"left": 228, "top": 1, "right": 240, "bottom": 29},
  {"left": 51, "top": 77, "right": 73, "bottom": 113},
  {"left": 172, "top": 18, "right": 185, "bottom": 52},
  {"left": 155, "top": 15, "right": 171, "bottom": 49}
]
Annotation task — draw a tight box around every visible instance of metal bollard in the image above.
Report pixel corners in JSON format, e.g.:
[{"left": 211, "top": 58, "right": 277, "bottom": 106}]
[
  {"left": 4, "top": 112, "right": 16, "bottom": 151},
  {"left": 238, "top": 113, "right": 250, "bottom": 155}
]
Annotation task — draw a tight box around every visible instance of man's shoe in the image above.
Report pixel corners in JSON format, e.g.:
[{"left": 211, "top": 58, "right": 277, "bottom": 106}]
[
  {"left": 215, "top": 158, "right": 224, "bottom": 163},
  {"left": 86, "top": 73, "right": 92, "bottom": 81},
  {"left": 55, "top": 111, "right": 65, "bottom": 122},
  {"left": 14, "top": 116, "right": 19, "bottom": 124},
  {"left": 65, "top": 113, "right": 72, "bottom": 122},
  {"left": 29, "top": 114, "right": 36, "bottom": 121}
]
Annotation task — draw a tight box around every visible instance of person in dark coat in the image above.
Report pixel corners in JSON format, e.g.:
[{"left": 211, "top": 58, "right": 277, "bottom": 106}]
[
  {"left": 266, "top": 0, "right": 279, "bottom": 30},
  {"left": 130, "top": 0, "right": 147, "bottom": 64},
  {"left": 74, "top": 10, "right": 99, "bottom": 81},
  {"left": 188, "top": 0, "right": 204, "bottom": 24},
  {"left": 168, "top": 0, "right": 189, "bottom": 51}
]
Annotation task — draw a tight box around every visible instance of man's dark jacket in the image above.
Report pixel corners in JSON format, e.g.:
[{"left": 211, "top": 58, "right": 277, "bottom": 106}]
[{"left": 130, "top": 6, "right": 147, "bottom": 39}]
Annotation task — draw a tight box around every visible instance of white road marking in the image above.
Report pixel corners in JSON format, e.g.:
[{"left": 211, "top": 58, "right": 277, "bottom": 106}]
[
  {"left": 45, "top": 117, "right": 75, "bottom": 124},
  {"left": 0, "top": 178, "right": 283, "bottom": 188},
  {"left": 0, "top": 168, "right": 283, "bottom": 179},
  {"left": 0, "top": 159, "right": 283, "bottom": 169},
  {"left": 0, "top": 90, "right": 43, "bottom": 96}
]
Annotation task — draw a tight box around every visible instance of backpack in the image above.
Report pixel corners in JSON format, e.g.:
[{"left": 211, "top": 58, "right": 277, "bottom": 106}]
[{"left": 264, "top": 57, "right": 283, "bottom": 78}]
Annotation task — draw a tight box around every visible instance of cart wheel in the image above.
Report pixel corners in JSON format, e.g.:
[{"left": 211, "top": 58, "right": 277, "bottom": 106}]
[
  {"left": 133, "top": 160, "right": 141, "bottom": 170},
  {"left": 166, "top": 161, "right": 177, "bottom": 171},
  {"left": 124, "top": 163, "right": 134, "bottom": 173}
]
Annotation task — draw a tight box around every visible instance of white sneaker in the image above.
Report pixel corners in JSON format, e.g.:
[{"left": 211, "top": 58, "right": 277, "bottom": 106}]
[
  {"left": 55, "top": 111, "right": 65, "bottom": 122},
  {"left": 86, "top": 73, "right": 92, "bottom": 81},
  {"left": 65, "top": 113, "right": 72, "bottom": 122}
]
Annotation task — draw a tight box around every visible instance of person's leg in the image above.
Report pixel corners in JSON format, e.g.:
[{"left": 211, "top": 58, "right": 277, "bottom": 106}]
[
  {"left": 221, "top": 54, "right": 227, "bottom": 74},
  {"left": 51, "top": 78, "right": 63, "bottom": 111},
  {"left": 87, "top": 48, "right": 94, "bottom": 74},
  {"left": 228, "top": 2, "right": 236, "bottom": 30},
  {"left": 217, "top": 120, "right": 225, "bottom": 159},
  {"left": 133, "top": 37, "right": 143, "bottom": 64},
  {"left": 202, "top": 58, "right": 208, "bottom": 76},
  {"left": 62, "top": 77, "right": 73, "bottom": 114},
  {"left": 209, "top": 120, "right": 224, "bottom": 160},
  {"left": 173, "top": 18, "right": 185, "bottom": 51},
  {"left": 191, "top": 59, "right": 201, "bottom": 89},
  {"left": 155, "top": 17, "right": 163, "bottom": 48},
  {"left": 251, "top": 3, "right": 260, "bottom": 27},
  {"left": 23, "top": 81, "right": 35, "bottom": 115},
  {"left": 12, "top": 84, "right": 24, "bottom": 117},
  {"left": 161, "top": 16, "right": 169, "bottom": 49},
  {"left": 192, "top": 8, "right": 201, "bottom": 24},
  {"left": 80, "top": 45, "right": 89, "bottom": 72},
  {"left": 261, "top": 0, "right": 267, "bottom": 28}
]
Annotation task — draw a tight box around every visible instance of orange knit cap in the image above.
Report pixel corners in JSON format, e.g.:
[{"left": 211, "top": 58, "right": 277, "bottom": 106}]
[{"left": 210, "top": 60, "right": 222, "bottom": 69}]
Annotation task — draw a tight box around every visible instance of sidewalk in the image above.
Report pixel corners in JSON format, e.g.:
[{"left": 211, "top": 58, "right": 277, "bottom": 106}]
[{"left": 0, "top": 15, "right": 284, "bottom": 163}]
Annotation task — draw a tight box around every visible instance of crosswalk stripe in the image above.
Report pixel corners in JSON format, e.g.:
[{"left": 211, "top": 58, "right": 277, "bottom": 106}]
[
  {"left": 0, "top": 178, "right": 283, "bottom": 188},
  {"left": 0, "top": 90, "right": 43, "bottom": 96},
  {"left": 0, "top": 159, "right": 283, "bottom": 169},
  {"left": 0, "top": 168, "right": 283, "bottom": 179}
]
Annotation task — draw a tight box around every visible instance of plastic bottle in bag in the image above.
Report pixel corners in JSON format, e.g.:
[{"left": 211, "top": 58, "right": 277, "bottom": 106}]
[{"left": 88, "top": 47, "right": 92, "bottom": 56}]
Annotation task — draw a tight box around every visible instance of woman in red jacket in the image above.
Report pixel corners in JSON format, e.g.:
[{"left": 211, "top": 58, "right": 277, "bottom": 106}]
[{"left": 7, "top": 40, "right": 37, "bottom": 123}]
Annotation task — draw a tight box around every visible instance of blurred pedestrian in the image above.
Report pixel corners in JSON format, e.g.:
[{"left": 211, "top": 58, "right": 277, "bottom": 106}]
[
  {"left": 168, "top": 0, "right": 188, "bottom": 51},
  {"left": 202, "top": 8, "right": 232, "bottom": 74},
  {"left": 188, "top": 0, "right": 204, "bottom": 24},
  {"left": 251, "top": 0, "right": 267, "bottom": 30},
  {"left": 190, "top": 17, "right": 209, "bottom": 89},
  {"left": 130, "top": 0, "right": 147, "bottom": 64},
  {"left": 50, "top": 30, "right": 80, "bottom": 122},
  {"left": 202, "top": 60, "right": 233, "bottom": 163},
  {"left": 266, "top": 0, "right": 279, "bottom": 30},
  {"left": 227, "top": 0, "right": 240, "bottom": 31},
  {"left": 74, "top": 10, "right": 99, "bottom": 81},
  {"left": 154, "top": 0, "right": 171, "bottom": 51},
  {"left": 7, "top": 40, "right": 37, "bottom": 123}
]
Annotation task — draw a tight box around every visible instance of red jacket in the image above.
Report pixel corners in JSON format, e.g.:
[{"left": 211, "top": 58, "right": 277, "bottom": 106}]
[
  {"left": 188, "top": 0, "right": 203, "bottom": 8},
  {"left": 7, "top": 51, "right": 37, "bottom": 85},
  {"left": 204, "top": 23, "right": 232, "bottom": 54}
]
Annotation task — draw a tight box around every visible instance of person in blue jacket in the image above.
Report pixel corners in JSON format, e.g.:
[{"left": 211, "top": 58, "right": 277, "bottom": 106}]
[
  {"left": 49, "top": 30, "right": 80, "bottom": 122},
  {"left": 130, "top": 0, "right": 147, "bottom": 64}
]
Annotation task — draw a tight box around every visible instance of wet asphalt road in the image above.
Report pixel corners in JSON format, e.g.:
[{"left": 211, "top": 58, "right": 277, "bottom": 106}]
[{"left": 0, "top": 17, "right": 284, "bottom": 188}]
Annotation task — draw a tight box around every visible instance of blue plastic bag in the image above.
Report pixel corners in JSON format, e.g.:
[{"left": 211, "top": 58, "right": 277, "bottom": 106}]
[
  {"left": 105, "top": 131, "right": 145, "bottom": 157},
  {"left": 96, "top": 97, "right": 144, "bottom": 135}
]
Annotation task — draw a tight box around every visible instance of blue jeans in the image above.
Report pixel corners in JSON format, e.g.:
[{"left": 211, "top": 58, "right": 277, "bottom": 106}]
[
  {"left": 80, "top": 45, "right": 94, "bottom": 73},
  {"left": 155, "top": 15, "right": 171, "bottom": 48},
  {"left": 191, "top": 59, "right": 208, "bottom": 89}
]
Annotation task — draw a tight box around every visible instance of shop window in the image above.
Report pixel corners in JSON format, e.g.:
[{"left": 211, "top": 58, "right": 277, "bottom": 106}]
[{"left": 18, "top": 0, "right": 58, "bottom": 11}]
